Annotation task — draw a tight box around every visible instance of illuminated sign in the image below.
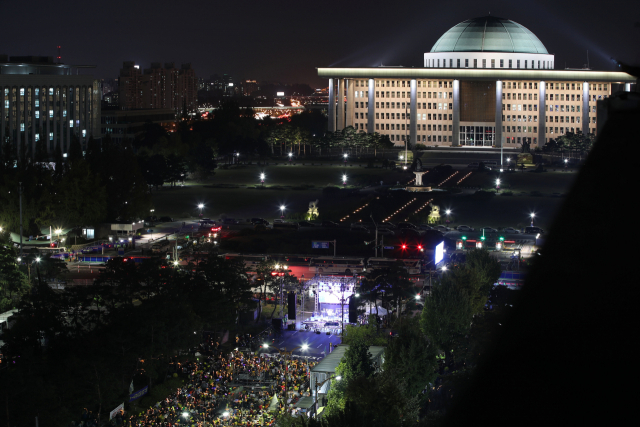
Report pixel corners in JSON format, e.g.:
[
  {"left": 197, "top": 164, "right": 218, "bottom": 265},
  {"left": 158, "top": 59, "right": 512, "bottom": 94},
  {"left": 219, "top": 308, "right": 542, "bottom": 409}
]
[
  {"left": 435, "top": 241, "right": 444, "bottom": 265},
  {"left": 312, "top": 241, "right": 330, "bottom": 249},
  {"left": 276, "top": 91, "right": 285, "bottom": 97},
  {"left": 228, "top": 83, "right": 234, "bottom": 87}
]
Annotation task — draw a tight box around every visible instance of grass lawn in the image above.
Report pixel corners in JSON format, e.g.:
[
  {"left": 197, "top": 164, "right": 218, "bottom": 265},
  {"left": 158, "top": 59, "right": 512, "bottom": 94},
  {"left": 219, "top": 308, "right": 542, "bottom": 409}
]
[
  {"left": 151, "top": 164, "right": 412, "bottom": 220},
  {"left": 434, "top": 193, "right": 566, "bottom": 230},
  {"left": 462, "top": 169, "right": 579, "bottom": 195}
]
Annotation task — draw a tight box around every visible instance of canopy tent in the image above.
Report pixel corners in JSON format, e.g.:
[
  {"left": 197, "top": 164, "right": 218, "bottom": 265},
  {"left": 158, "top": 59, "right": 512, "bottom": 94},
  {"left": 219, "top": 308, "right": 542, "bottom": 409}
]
[{"left": 365, "top": 305, "right": 388, "bottom": 315}]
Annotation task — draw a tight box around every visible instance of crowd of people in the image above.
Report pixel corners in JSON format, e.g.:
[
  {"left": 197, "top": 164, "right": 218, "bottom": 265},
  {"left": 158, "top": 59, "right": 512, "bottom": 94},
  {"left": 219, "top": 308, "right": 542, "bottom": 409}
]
[{"left": 112, "top": 341, "right": 318, "bottom": 426}]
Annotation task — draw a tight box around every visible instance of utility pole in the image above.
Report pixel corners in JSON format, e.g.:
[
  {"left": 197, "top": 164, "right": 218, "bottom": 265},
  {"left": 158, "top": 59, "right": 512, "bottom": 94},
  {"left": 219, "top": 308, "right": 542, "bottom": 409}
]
[
  {"left": 370, "top": 214, "right": 378, "bottom": 257},
  {"left": 19, "top": 182, "right": 23, "bottom": 259}
]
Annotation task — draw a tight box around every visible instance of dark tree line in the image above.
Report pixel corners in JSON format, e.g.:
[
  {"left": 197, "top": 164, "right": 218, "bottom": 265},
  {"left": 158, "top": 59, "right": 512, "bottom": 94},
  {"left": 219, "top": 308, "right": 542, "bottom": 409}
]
[{"left": 0, "top": 249, "right": 253, "bottom": 426}]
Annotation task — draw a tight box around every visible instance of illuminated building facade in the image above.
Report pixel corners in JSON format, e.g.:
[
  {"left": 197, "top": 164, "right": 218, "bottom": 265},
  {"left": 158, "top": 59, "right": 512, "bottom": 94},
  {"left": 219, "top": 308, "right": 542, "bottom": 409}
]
[
  {"left": 1, "top": 55, "right": 101, "bottom": 154},
  {"left": 118, "top": 61, "right": 197, "bottom": 112},
  {"left": 319, "top": 16, "right": 636, "bottom": 147}
]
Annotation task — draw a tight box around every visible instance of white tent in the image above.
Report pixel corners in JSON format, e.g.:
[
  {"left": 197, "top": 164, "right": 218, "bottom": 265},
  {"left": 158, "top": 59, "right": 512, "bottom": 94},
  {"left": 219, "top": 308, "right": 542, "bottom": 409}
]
[{"left": 365, "top": 306, "right": 388, "bottom": 315}]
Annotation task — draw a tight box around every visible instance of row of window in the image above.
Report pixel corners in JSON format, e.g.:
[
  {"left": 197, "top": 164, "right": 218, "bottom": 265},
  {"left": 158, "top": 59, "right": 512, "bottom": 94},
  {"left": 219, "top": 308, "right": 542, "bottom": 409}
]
[
  {"left": 505, "top": 93, "right": 539, "bottom": 101},
  {"left": 372, "top": 80, "right": 452, "bottom": 88},
  {"left": 426, "top": 58, "right": 553, "bottom": 70},
  {"left": 371, "top": 112, "right": 453, "bottom": 121},
  {"left": 375, "top": 123, "right": 454, "bottom": 132},
  {"left": 505, "top": 115, "right": 538, "bottom": 123},
  {"left": 505, "top": 126, "right": 537, "bottom": 133}
]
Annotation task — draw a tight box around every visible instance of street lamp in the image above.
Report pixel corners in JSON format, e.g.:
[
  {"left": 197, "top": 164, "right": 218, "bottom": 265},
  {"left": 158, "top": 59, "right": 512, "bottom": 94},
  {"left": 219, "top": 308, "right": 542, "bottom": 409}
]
[
  {"left": 280, "top": 205, "right": 286, "bottom": 219},
  {"left": 260, "top": 172, "right": 265, "bottom": 186},
  {"left": 530, "top": 213, "right": 535, "bottom": 226},
  {"left": 342, "top": 174, "right": 347, "bottom": 187},
  {"left": 198, "top": 203, "right": 204, "bottom": 216},
  {"left": 496, "top": 178, "right": 501, "bottom": 193},
  {"left": 289, "top": 152, "right": 293, "bottom": 163}
]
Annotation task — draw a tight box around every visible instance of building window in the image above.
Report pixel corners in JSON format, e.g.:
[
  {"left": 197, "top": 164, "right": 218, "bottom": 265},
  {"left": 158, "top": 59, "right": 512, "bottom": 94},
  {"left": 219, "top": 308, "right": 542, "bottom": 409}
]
[
  {"left": 49, "top": 132, "right": 53, "bottom": 140},
  {"left": 482, "top": 59, "right": 486, "bottom": 68},
  {"left": 35, "top": 111, "right": 39, "bottom": 119},
  {"left": 500, "top": 59, "right": 504, "bottom": 68},
  {"left": 474, "top": 59, "right": 478, "bottom": 68},
  {"left": 49, "top": 110, "right": 54, "bottom": 118},
  {"left": 457, "top": 59, "right": 461, "bottom": 68},
  {"left": 465, "top": 59, "right": 469, "bottom": 68},
  {"left": 509, "top": 60, "right": 512, "bottom": 69},
  {"left": 450, "top": 59, "right": 453, "bottom": 68}
]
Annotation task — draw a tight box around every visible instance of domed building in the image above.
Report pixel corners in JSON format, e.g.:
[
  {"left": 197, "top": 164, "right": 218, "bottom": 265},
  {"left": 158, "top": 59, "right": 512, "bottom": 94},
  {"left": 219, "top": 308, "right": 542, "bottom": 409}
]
[
  {"left": 424, "top": 16, "right": 554, "bottom": 70},
  {"left": 318, "top": 16, "right": 635, "bottom": 150}
]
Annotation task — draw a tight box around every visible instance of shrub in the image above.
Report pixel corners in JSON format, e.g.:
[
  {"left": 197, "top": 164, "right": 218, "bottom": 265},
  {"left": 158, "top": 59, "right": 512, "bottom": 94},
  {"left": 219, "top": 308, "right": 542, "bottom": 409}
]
[
  {"left": 322, "top": 186, "right": 341, "bottom": 197},
  {"left": 530, "top": 191, "right": 543, "bottom": 197},
  {"left": 415, "top": 143, "right": 427, "bottom": 150}
]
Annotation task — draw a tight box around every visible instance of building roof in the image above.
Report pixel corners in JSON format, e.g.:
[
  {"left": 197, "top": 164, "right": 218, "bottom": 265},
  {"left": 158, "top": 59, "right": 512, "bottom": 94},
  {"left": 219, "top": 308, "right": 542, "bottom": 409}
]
[
  {"left": 311, "top": 345, "right": 386, "bottom": 374},
  {"left": 317, "top": 67, "right": 636, "bottom": 83},
  {"left": 430, "top": 16, "right": 548, "bottom": 54}
]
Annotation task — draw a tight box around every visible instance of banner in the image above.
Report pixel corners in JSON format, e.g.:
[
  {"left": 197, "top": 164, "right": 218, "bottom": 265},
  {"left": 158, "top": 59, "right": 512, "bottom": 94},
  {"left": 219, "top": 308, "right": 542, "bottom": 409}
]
[
  {"left": 129, "top": 386, "right": 149, "bottom": 402},
  {"left": 109, "top": 403, "right": 124, "bottom": 420}
]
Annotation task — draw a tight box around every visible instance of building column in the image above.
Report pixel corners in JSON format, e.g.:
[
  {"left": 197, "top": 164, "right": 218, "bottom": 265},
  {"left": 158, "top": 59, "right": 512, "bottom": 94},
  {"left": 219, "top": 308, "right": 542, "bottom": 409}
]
[
  {"left": 46, "top": 87, "right": 51, "bottom": 152},
  {"left": 16, "top": 87, "right": 22, "bottom": 156},
  {"left": 452, "top": 79, "right": 460, "bottom": 146},
  {"left": 66, "top": 86, "right": 71, "bottom": 150},
  {"left": 582, "top": 82, "right": 589, "bottom": 135},
  {"left": 1, "top": 86, "right": 5, "bottom": 148},
  {"left": 346, "top": 79, "right": 354, "bottom": 128},
  {"left": 409, "top": 79, "right": 417, "bottom": 148},
  {"left": 625, "top": 83, "right": 631, "bottom": 92},
  {"left": 328, "top": 78, "right": 335, "bottom": 133},
  {"left": 538, "top": 81, "right": 546, "bottom": 145},
  {"left": 337, "top": 79, "right": 345, "bottom": 130},
  {"left": 30, "top": 87, "right": 36, "bottom": 156},
  {"left": 367, "top": 79, "right": 375, "bottom": 134},
  {"left": 9, "top": 87, "right": 14, "bottom": 151},
  {"left": 495, "top": 80, "right": 503, "bottom": 148}
]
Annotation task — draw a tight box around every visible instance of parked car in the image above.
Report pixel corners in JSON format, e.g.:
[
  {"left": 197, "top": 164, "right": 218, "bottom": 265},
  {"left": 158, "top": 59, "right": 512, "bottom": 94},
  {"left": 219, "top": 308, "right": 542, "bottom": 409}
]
[
  {"left": 298, "top": 221, "right": 316, "bottom": 227},
  {"left": 481, "top": 227, "right": 498, "bottom": 233},
  {"left": 251, "top": 218, "right": 269, "bottom": 225},
  {"left": 322, "top": 220, "right": 340, "bottom": 227},
  {"left": 380, "top": 221, "right": 397, "bottom": 229},
  {"left": 398, "top": 228, "right": 423, "bottom": 236},
  {"left": 434, "top": 225, "right": 450, "bottom": 232},
  {"left": 397, "top": 222, "right": 419, "bottom": 230},
  {"left": 377, "top": 228, "right": 395, "bottom": 236},
  {"left": 502, "top": 227, "right": 520, "bottom": 234},
  {"left": 350, "top": 224, "right": 370, "bottom": 232},
  {"left": 222, "top": 218, "right": 239, "bottom": 225},
  {"left": 524, "top": 226, "right": 544, "bottom": 234},
  {"left": 419, "top": 224, "right": 434, "bottom": 231},
  {"left": 457, "top": 225, "right": 475, "bottom": 232},
  {"left": 159, "top": 216, "right": 173, "bottom": 222},
  {"left": 273, "top": 219, "right": 285, "bottom": 224}
]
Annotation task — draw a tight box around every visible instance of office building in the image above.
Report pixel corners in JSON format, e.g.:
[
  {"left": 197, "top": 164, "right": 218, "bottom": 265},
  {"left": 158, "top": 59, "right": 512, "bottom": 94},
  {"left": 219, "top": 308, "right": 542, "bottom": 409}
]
[
  {"left": 319, "top": 16, "right": 636, "bottom": 147},
  {"left": 1, "top": 55, "right": 101, "bottom": 154}
]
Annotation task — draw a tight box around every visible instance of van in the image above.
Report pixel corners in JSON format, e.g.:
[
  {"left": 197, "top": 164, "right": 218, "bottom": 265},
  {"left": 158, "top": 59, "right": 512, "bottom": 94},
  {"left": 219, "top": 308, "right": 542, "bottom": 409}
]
[
  {"left": 467, "top": 162, "right": 479, "bottom": 168},
  {"left": 524, "top": 226, "right": 544, "bottom": 234}
]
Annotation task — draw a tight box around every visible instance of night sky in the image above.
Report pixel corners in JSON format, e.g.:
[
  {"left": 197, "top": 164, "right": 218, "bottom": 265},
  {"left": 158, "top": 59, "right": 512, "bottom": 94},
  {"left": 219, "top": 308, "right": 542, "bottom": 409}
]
[{"left": 3, "top": 0, "right": 639, "bottom": 87}]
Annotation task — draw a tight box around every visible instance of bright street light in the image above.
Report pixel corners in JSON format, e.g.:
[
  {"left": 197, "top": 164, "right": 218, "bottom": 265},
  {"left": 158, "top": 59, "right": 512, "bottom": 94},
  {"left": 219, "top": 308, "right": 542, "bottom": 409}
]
[
  {"left": 301, "top": 344, "right": 309, "bottom": 350},
  {"left": 441, "top": 266, "right": 447, "bottom": 271},
  {"left": 445, "top": 209, "right": 451, "bottom": 216},
  {"left": 415, "top": 294, "right": 421, "bottom": 300},
  {"left": 336, "top": 376, "right": 342, "bottom": 381},
  {"left": 263, "top": 343, "right": 269, "bottom": 349},
  {"left": 530, "top": 212, "right": 535, "bottom": 226},
  {"left": 35, "top": 257, "right": 41, "bottom": 263},
  {"left": 260, "top": 172, "right": 265, "bottom": 186},
  {"left": 280, "top": 205, "right": 285, "bottom": 218},
  {"left": 182, "top": 412, "right": 189, "bottom": 418},
  {"left": 223, "top": 412, "right": 230, "bottom": 418}
]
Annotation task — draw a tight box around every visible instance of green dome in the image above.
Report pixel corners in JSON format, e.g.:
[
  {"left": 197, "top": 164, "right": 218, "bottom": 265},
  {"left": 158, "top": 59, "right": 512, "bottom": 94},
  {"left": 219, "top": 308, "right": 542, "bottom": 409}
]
[{"left": 430, "top": 16, "right": 548, "bottom": 54}]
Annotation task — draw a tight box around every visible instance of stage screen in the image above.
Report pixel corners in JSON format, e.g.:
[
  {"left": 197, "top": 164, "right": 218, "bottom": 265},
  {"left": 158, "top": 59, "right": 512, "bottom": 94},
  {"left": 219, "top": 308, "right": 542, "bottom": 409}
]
[
  {"left": 435, "top": 241, "right": 444, "bottom": 265},
  {"left": 317, "top": 283, "right": 355, "bottom": 304}
]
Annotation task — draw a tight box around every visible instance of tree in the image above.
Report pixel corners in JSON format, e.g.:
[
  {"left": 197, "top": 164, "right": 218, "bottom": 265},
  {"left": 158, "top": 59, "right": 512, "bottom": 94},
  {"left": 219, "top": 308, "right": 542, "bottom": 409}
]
[
  {"left": 0, "top": 241, "right": 30, "bottom": 312},
  {"left": 420, "top": 276, "right": 473, "bottom": 367}
]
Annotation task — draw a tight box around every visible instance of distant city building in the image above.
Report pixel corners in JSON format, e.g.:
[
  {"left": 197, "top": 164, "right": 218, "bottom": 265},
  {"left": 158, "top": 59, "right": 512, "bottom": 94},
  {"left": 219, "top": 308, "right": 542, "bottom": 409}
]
[
  {"left": 0, "top": 54, "right": 101, "bottom": 154},
  {"left": 319, "top": 16, "right": 636, "bottom": 147},
  {"left": 118, "top": 61, "right": 197, "bottom": 113},
  {"left": 243, "top": 80, "right": 259, "bottom": 96},
  {"left": 101, "top": 109, "right": 175, "bottom": 144}
]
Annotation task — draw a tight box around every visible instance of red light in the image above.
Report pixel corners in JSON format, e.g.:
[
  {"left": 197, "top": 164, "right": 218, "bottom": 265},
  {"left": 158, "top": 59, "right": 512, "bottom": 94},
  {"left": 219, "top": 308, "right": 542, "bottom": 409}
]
[
  {"left": 402, "top": 245, "right": 407, "bottom": 249},
  {"left": 271, "top": 272, "right": 278, "bottom": 276},
  {"left": 417, "top": 245, "right": 423, "bottom": 250},
  {"left": 51, "top": 243, "right": 55, "bottom": 247},
  {"left": 123, "top": 258, "right": 128, "bottom": 262}
]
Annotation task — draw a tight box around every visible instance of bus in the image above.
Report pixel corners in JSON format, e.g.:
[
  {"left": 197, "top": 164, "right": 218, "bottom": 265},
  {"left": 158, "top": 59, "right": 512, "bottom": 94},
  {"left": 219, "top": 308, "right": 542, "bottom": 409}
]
[
  {"left": 367, "top": 257, "right": 422, "bottom": 275},
  {"left": 309, "top": 256, "right": 365, "bottom": 275}
]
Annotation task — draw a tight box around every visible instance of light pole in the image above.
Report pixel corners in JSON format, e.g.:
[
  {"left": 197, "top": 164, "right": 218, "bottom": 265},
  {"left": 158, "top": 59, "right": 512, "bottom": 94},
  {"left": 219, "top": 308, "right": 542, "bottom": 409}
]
[
  {"left": 260, "top": 172, "right": 265, "bottom": 186},
  {"left": 530, "top": 213, "right": 535, "bottom": 226},
  {"left": 342, "top": 174, "right": 347, "bottom": 188},
  {"left": 55, "top": 228, "right": 62, "bottom": 246},
  {"left": 280, "top": 205, "right": 285, "bottom": 219},
  {"left": 495, "top": 178, "right": 501, "bottom": 194},
  {"left": 198, "top": 203, "right": 204, "bottom": 216},
  {"left": 445, "top": 209, "right": 451, "bottom": 225},
  {"left": 289, "top": 152, "right": 293, "bottom": 163},
  {"left": 343, "top": 153, "right": 348, "bottom": 166}
]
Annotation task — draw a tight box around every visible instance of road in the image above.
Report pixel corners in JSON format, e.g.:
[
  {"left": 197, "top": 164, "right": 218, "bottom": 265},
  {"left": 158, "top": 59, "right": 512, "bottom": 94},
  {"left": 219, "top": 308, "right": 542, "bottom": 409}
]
[{"left": 258, "top": 329, "right": 341, "bottom": 359}]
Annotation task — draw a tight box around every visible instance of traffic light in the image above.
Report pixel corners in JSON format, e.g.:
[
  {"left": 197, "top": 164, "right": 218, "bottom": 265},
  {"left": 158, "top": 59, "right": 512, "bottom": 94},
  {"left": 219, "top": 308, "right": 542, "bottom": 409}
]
[
  {"left": 480, "top": 235, "right": 486, "bottom": 241},
  {"left": 185, "top": 235, "right": 190, "bottom": 240},
  {"left": 401, "top": 244, "right": 407, "bottom": 250},
  {"left": 499, "top": 236, "right": 505, "bottom": 241},
  {"left": 461, "top": 236, "right": 467, "bottom": 241}
]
